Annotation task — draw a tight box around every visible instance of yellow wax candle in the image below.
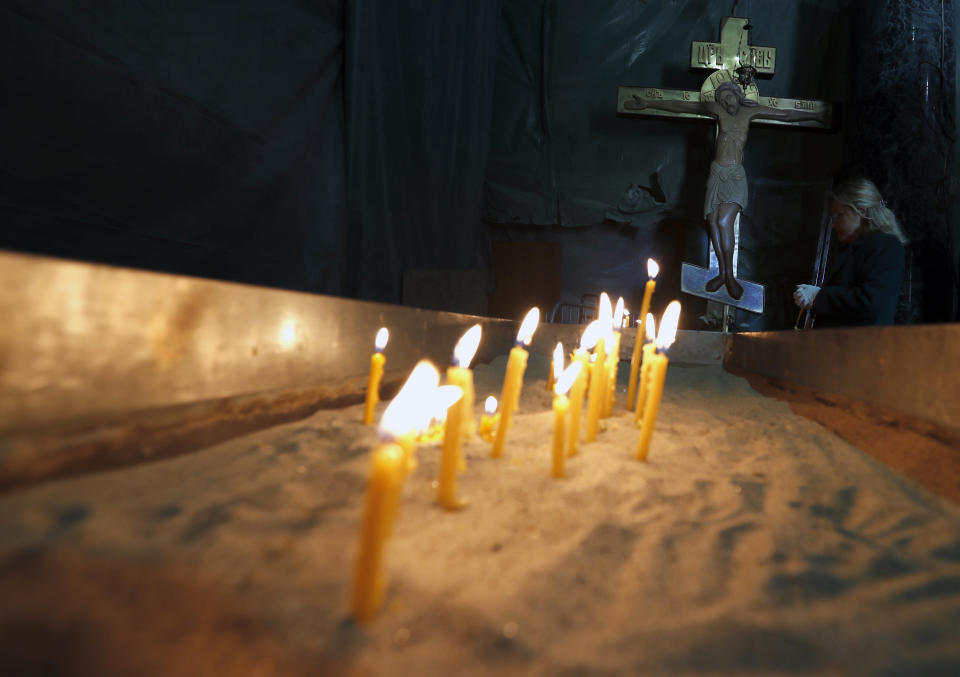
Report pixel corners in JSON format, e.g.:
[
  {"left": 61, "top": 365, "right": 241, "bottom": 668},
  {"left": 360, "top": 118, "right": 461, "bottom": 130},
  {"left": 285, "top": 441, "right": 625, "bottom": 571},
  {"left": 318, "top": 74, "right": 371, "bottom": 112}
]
[
  {"left": 458, "top": 369, "right": 476, "bottom": 442},
  {"left": 362, "top": 328, "right": 389, "bottom": 424},
  {"left": 636, "top": 353, "right": 667, "bottom": 461},
  {"left": 634, "top": 314, "right": 657, "bottom": 424},
  {"left": 479, "top": 396, "right": 499, "bottom": 442},
  {"left": 593, "top": 293, "right": 613, "bottom": 421},
  {"left": 627, "top": 261, "right": 657, "bottom": 409},
  {"left": 552, "top": 393, "right": 569, "bottom": 477},
  {"left": 491, "top": 345, "right": 528, "bottom": 458},
  {"left": 491, "top": 308, "right": 540, "bottom": 458},
  {"left": 546, "top": 359, "right": 555, "bottom": 391},
  {"left": 634, "top": 342, "right": 656, "bottom": 424},
  {"left": 566, "top": 350, "right": 590, "bottom": 456},
  {"left": 584, "top": 336, "right": 605, "bottom": 442},
  {"left": 551, "top": 362, "right": 582, "bottom": 478},
  {"left": 437, "top": 382, "right": 466, "bottom": 509},
  {"left": 603, "top": 330, "right": 621, "bottom": 418},
  {"left": 636, "top": 301, "right": 681, "bottom": 461},
  {"left": 351, "top": 443, "right": 406, "bottom": 623},
  {"left": 450, "top": 324, "right": 481, "bottom": 440},
  {"left": 626, "top": 327, "right": 643, "bottom": 412},
  {"left": 604, "top": 298, "right": 625, "bottom": 417}
]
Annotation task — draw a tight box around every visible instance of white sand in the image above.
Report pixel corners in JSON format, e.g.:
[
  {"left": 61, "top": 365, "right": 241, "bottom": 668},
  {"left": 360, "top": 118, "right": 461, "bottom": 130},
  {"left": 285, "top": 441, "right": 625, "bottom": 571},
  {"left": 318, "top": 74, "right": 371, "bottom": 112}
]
[{"left": 1, "top": 359, "right": 959, "bottom": 676}]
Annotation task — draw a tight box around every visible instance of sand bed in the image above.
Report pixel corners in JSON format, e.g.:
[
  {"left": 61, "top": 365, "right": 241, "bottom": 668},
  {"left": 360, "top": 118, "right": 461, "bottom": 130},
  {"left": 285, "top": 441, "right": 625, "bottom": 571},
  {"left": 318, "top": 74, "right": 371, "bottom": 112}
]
[{"left": 1, "top": 358, "right": 959, "bottom": 676}]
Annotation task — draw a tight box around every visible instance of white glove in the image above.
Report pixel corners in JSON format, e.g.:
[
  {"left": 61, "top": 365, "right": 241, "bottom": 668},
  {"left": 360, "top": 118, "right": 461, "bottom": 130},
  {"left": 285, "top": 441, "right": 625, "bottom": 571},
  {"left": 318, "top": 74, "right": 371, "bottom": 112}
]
[{"left": 793, "top": 284, "right": 820, "bottom": 309}]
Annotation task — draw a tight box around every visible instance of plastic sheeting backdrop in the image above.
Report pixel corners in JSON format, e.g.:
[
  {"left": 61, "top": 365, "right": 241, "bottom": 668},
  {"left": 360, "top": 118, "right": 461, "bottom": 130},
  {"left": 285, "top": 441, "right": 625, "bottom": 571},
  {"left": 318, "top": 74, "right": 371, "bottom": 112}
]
[
  {"left": 1, "top": 0, "right": 500, "bottom": 306},
  {"left": 345, "top": 0, "right": 500, "bottom": 303},
  {"left": 484, "top": 0, "right": 850, "bottom": 329},
  {"left": 1, "top": 0, "right": 349, "bottom": 295}
]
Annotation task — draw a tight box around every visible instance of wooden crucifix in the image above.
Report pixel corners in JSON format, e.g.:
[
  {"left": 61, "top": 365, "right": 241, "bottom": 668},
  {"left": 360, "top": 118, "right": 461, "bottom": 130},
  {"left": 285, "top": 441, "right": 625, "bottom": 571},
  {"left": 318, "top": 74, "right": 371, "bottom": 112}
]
[{"left": 616, "top": 17, "right": 836, "bottom": 316}]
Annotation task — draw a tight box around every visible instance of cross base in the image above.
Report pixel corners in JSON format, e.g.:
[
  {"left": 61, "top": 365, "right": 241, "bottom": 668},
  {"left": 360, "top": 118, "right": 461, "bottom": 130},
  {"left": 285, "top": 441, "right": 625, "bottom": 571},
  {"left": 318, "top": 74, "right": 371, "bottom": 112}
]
[{"left": 681, "top": 262, "right": 764, "bottom": 314}]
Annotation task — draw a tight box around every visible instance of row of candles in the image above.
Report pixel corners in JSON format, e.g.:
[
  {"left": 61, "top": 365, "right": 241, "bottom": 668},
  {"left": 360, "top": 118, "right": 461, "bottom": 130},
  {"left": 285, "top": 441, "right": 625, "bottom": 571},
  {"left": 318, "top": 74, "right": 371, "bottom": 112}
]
[{"left": 352, "top": 260, "right": 677, "bottom": 622}]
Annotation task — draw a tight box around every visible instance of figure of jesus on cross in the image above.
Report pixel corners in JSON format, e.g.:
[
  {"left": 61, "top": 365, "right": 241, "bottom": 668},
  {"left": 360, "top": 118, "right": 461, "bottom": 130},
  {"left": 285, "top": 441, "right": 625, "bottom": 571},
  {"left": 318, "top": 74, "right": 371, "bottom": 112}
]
[{"left": 626, "top": 81, "right": 827, "bottom": 299}]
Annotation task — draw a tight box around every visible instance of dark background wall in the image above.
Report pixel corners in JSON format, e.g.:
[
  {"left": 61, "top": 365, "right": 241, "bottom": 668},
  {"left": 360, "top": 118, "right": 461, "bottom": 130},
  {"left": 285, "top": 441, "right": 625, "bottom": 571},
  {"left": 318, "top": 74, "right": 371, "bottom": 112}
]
[
  {"left": 843, "top": 0, "right": 957, "bottom": 324},
  {"left": 1, "top": 0, "right": 957, "bottom": 325},
  {"left": 1, "top": 0, "right": 349, "bottom": 294}
]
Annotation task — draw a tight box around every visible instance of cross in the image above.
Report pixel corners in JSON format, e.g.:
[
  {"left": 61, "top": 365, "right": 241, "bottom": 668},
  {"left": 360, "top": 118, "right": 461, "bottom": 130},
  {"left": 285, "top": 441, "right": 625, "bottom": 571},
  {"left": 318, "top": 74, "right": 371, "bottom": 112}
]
[{"left": 615, "top": 17, "right": 836, "bottom": 317}]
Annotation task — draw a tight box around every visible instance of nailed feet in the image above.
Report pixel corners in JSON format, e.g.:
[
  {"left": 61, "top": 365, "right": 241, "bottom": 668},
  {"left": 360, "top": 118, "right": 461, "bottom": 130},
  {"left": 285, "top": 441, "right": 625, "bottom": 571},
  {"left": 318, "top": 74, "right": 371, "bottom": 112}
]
[
  {"left": 704, "top": 275, "right": 744, "bottom": 300},
  {"left": 725, "top": 276, "right": 744, "bottom": 300}
]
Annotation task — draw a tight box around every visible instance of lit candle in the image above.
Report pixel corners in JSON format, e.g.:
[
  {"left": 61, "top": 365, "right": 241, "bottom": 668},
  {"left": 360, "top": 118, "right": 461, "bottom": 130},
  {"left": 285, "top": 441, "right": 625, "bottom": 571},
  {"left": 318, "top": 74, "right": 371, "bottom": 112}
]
[
  {"left": 362, "top": 328, "right": 389, "bottom": 424},
  {"left": 604, "top": 297, "right": 625, "bottom": 417},
  {"left": 436, "top": 385, "right": 467, "bottom": 509},
  {"left": 351, "top": 363, "right": 434, "bottom": 623},
  {"left": 491, "top": 307, "right": 540, "bottom": 458},
  {"left": 634, "top": 313, "right": 657, "bottom": 424},
  {"left": 549, "top": 341, "right": 564, "bottom": 394},
  {"left": 479, "top": 396, "right": 499, "bottom": 442},
  {"left": 627, "top": 259, "right": 658, "bottom": 411},
  {"left": 388, "top": 361, "right": 440, "bottom": 471},
  {"left": 583, "top": 338, "right": 605, "bottom": 441},
  {"left": 448, "top": 324, "right": 481, "bottom": 441},
  {"left": 585, "top": 294, "right": 612, "bottom": 441},
  {"left": 546, "top": 342, "right": 561, "bottom": 392},
  {"left": 584, "top": 339, "right": 604, "bottom": 442},
  {"left": 567, "top": 321, "right": 600, "bottom": 456},
  {"left": 636, "top": 301, "right": 681, "bottom": 461},
  {"left": 552, "top": 361, "right": 582, "bottom": 477},
  {"left": 598, "top": 294, "right": 613, "bottom": 420}
]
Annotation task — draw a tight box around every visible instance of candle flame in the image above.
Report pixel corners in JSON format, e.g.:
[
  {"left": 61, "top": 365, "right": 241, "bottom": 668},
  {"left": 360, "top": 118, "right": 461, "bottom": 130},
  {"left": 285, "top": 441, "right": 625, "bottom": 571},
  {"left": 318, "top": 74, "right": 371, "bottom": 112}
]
[
  {"left": 379, "top": 360, "right": 439, "bottom": 439},
  {"left": 645, "top": 313, "right": 656, "bottom": 342},
  {"left": 579, "top": 320, "right": 602, "bottom": 351},
  {"left": 622, "top": 309, "right": 631, "bottom": 330},
  {"left": 517, "top": 307, "right": 540, "bottom": 346},
  {"left": 647, "top": 258, "right": 660, "bottom": 279},
  {"left": 555, "top": 362, "right": 582, "bottom": 396},
  {"left": 552, "top": 342, "right": 564, "bottom": 380},
  {"left": 453, "top": 324, "right": 482, "bottom": 367},
  {"left": 374, "top": 327, "right": 389, "bottom": 351},
  {"left": 656, "top": 301, "right": 681, "bottom": 351},
  {"left": 484, "top": 395, "right": 498, "bottom": 415},
  {"left": 430, "top": 385, "right": 464, "bottom": 425},
  {"left": 613, "top": 297, "right": 625, "bottom": 330},
  {"left": 598, "top": 293, "right": 614, "bottom": 340}
]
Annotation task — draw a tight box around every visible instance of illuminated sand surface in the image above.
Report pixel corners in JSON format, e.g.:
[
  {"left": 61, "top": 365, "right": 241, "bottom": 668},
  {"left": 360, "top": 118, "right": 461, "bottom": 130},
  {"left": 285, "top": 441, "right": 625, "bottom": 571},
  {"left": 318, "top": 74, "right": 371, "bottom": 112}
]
[{"left": 1, "top": 358, "right": 959, "bottom": 676}]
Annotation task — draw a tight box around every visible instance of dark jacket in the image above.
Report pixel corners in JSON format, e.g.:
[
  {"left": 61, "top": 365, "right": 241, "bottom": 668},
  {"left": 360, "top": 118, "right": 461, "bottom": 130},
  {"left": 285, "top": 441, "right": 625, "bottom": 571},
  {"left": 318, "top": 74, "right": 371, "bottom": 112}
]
[{"left": 813, "top": 231, "right": 905, "bottom": 328}]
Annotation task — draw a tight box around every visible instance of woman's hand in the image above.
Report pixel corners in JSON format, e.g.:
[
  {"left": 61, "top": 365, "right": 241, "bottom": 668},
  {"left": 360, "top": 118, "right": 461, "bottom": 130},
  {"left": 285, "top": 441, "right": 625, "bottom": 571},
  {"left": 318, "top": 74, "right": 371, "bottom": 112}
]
[{"left": 793, "top": 284, "right": 820, "bottom": 309}]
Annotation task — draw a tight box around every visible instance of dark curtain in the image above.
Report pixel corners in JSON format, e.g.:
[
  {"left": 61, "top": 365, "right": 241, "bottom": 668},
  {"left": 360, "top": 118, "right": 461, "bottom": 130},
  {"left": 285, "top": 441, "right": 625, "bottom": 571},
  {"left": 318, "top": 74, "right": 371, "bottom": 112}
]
[
  {"left": 0, "top": 1, "right": 502, "bottom": 304},
  {"left": 0, "top": 0, "right": 348, "bottom": 294},
  {"left": 344, "top": 0, "right": 501, "bottom": 303}
]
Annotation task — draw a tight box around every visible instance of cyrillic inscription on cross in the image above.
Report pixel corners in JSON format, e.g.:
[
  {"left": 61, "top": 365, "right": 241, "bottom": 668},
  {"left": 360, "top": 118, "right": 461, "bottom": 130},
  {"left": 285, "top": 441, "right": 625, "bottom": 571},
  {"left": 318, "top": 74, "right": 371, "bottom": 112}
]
[{"left": 616, "top": 17, "right": 836, "bottom": 314}]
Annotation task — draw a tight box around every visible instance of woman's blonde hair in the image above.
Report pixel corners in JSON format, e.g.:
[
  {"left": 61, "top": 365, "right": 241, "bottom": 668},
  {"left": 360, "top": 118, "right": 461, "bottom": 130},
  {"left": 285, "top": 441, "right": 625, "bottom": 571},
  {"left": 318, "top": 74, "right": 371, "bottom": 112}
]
[{"left": 832, "top": 177, "right": 909, "bottom": 245}]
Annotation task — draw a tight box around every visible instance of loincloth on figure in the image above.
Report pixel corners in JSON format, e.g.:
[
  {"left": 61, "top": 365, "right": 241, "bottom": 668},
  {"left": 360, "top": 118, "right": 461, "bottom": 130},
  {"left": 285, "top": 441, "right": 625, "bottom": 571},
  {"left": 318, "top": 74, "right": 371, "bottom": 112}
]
[{"left": 703, "top": 161, "right": 748, "bottom": 218}]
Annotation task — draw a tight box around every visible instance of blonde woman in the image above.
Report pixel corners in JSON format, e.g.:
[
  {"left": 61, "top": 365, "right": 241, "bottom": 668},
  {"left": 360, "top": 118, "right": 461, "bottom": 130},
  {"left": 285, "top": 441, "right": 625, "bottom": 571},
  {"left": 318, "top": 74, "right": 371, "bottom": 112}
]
[{"left": 794, "top": 178, "right": 908, "bottom": 327}]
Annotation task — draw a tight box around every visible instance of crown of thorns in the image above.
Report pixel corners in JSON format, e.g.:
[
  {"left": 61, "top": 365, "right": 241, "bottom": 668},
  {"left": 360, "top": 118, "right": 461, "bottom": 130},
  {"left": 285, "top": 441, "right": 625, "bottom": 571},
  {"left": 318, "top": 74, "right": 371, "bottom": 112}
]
[{"left": 715, "top": 81, "right": 758, "bottom": 107}]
